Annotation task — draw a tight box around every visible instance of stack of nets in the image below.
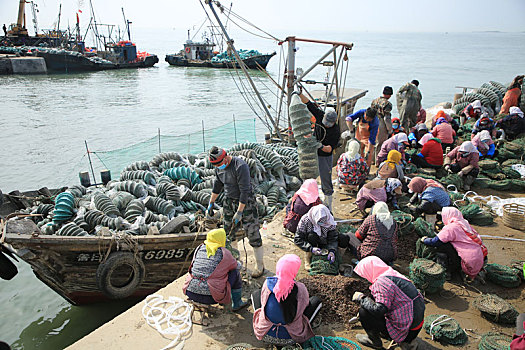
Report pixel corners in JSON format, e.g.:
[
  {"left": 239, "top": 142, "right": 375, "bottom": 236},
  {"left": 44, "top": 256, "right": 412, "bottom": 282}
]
[
  {"left": 440, "top": 174, "right": 463, "bottom": 189},
  {"left": 302, "top": 336, "right": 361, "bottom": 350},
  {"left": 474, "top": 294, "right": 519, "bottom": 325},
  {"left": 415, "top": 239, "right": 437, "bottom": 261},
  {"left": 309, "top": 253, "right": 339, "bottom": 276},
  {"left": 225, "top": 344, "right": 255, "bottom": 350},
  {"left": 458, "top": 203, "right": 494, "bottom": 226},
  {"left": 423, "top": 314, "right": 468, "bottom": 346},
  {"left": 413, "top": 217, "right": 435, "bottom": 238},
  {"left": 485, "top": 263, "right": 522, "bottom": 288},
  {"left": 391, "top": 210, "right": 414, "bottom": 236},
  {"left": 478, "top": 332, "right": 513, "bottom": 350},
  {"left": 409, "top": 258, "right": 445, "bottom": 294}
]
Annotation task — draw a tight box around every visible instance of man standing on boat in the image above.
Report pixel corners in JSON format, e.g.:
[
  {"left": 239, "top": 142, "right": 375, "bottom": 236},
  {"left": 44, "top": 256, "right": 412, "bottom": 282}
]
[
  {"left": 371, "top": 86, "right": 394, "bottom": 162},
  {"left": 206, "top": 146, "right": 265, "bottom": 278},
  {"left": 397, "top": 80, "right": 422, "bottom": 132},
  {"left": 299, "top": 92, "right": 341, "bottom": 211}
]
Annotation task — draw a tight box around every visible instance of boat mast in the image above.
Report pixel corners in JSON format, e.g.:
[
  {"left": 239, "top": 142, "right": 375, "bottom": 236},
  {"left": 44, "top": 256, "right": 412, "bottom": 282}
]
[
  {"left": 205, "top": 0, "right": 284, "bottom": 141},
  {"left": 30, "top": 1, "right": 39, "bottom": 35},
  {"left": 121, "top": 7, "right": 131, "bottom": 41}
]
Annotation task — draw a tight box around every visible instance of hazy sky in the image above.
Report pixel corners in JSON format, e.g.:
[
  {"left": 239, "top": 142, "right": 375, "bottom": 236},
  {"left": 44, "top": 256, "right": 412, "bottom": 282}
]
[{"left": 1, "top": 0, "right": 524, "bottom": 37}]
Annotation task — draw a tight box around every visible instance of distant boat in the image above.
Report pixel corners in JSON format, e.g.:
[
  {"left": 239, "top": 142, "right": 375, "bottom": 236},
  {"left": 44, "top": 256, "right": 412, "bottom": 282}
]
[{"left": 165, "top": 39, "right": 275, "bottom": 69}]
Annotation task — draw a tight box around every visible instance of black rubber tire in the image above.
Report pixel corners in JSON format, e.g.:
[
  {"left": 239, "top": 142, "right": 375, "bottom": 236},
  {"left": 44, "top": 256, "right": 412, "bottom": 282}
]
[
  {"left": 0, "top": 251, "right": 18, "bottom": 280},
  {"left": 160, "top": 215, "right": 190, "bottom": 234},
  {"left": 96, "top": 251, "right": 145, "bottom": 299}
]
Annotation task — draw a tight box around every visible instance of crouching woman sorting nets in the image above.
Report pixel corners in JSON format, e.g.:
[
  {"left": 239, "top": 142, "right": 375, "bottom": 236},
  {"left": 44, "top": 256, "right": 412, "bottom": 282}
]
[
  {"left": 408, "top": 177, "right": 450, "bottom": 226},
  {"left": 294, "top": 204, "right": 349, "bottom": 270},
  {"left": 356, "top": 178, "right": 403, "bottom": 213},
  {"left": 183, "top": 229, "right": 248, "bottom": 311},
  {"left": 252, "top": 254, "right": 321, "bottom": 346},
  {"left": 348, "top": 202, "right": 398, "bottom": 265},
  {"left": 444, "top": 141, "right": 480, "bottom": 191},
  {"left": 353, "top": 256, "right": 425, "bottom": 350},
  {"left": 283, "top": 179, "right": 322, "bottom": 234},
  {"left": 420, "top": 207, "right": 487, "bottom": 282}
]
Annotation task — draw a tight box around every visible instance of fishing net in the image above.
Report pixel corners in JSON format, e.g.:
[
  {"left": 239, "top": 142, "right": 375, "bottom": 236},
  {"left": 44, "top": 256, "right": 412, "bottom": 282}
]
[
  {"left": 502, "top": 167, "right": 522, "bottom": 179},
  {"left": 478, "top": 332, "right": 513, "bottom": 350},
  {"left": 423, "top": 314, "right": 468, "bottom": 346},
  {"left": 485, "top": 263, "right": 522, "bottom": 288},
  {"left": 225, "top": 240, "right": 240, "bottom": 260},
  {"left": 479, "top": 159, "right": 499, "bottom": 170},
  {"left": 488, "top": 179, "right": 513, "bottom": 191},
  {"left": 281, "top": 344, "right": 302, "bottom": 350},
  {"left": 440, "top": 174, "right": 463, "bottom": 189},
  {"left": 338, "top": 224, "right": 357, "bottom": 235},
  {"left": 449, "top": 191, "right": 463, "bottom": 202},
  {"left": 391, "top": 210, "right": 414, "bottom": 236},
  {"left": 481, "top": 167, "right": 506, "bottom": 180},
  {"left": 415, "top": 239, "right": 437, "bottom": 260},
  {"left": 309, "top": 253, "right": 340, "bottom": 276},
  {"left": 225, "top": 343, "right": 255, "bottom": 350},
  {"left": 474, "top": 294, "right": 519, "bottom": 325},
  {"left": 413, "top": 217, "right": 435, "bottom": 238},
  {"left": 511, "top": 179, "right": 525, "bottom": 191},
  {"left": 404, "top": 163, "right": 418, "bottom": 175},
  {"left": 473, "top": 177, "right": 491, "bottom": 189},
  {"left": 459, "top": 203, "right": 494, "bottom": 226},
  {"left": 502, "top": 159, "right": 523, "bottom": 167},
  {"left": 302, "top": 336, "right": 361, "bottom": 350},
  {"left": 409, "top": 258, "right": 445, "bottom": 294}
]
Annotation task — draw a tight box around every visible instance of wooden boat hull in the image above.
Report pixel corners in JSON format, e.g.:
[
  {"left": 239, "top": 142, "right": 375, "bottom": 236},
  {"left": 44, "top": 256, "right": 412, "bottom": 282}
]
[
  {"left": 2, "top": 219, "right": 206, "bottom": 305},
  {"left": 37, "top": 51, "right": 159, "bottom": 72},
  {"left": 165, "top": 52, "right": 275, "bottom": 69}
]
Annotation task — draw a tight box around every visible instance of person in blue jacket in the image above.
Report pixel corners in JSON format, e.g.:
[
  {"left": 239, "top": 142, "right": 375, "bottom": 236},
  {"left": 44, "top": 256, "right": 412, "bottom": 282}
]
[{"left": 346, "top": 107, "right": 379, "bottom": 167}]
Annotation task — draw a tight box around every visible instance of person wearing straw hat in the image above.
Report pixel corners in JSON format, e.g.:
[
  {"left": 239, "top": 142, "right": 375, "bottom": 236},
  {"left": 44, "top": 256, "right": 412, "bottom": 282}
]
[
  {"left": 252, "top": 254, "right": 322, "bottom": 346},
  {"left": 420, "top": 207, "right": 488, "bottom": 282},
  {"left": 183, "top": 228, "right": 248, "bottom": 311},
  {"left": 352, "top": 256, "right": 425, "bottom": 350},
  {"left": 207, "top": 146, "right": 265, "bottom": 278},
  {"left": 348, "top": 202, "right": 399, "bottom": 266}
]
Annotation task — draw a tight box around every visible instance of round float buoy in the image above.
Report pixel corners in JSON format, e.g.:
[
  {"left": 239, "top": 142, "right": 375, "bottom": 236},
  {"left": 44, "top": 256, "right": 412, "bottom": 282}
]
[
  {"left": 185, "top": 47, "right": 191, "bottom": 54},
  {"left": 96, "top": 251, "right": 145, "bottom": 299}
]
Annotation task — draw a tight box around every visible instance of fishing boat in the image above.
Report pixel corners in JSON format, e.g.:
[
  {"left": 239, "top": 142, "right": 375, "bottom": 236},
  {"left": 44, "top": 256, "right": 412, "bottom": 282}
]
[
  {"left": 0, "top": 188, "right": 206, "bottom": 305},
  {"left": 165, "top": 39, "right": 275, "bottom": 69}
]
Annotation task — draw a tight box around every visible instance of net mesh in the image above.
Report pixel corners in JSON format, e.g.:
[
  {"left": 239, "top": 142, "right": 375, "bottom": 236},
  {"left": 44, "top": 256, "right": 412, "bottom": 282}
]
[
  {"left": 423, "top": 314, "right": 468, "bottom": 346},
  {"left": 409, "top": 258, "right": 445, "bottom": 294},
  {"left": 478, "top": 332, "right": 513, "bottom": 350},
  {"left": 92, "top": 119, "right": 257, "bottom": 176},
  {"left": 485, "top": 263, "right": 522, "bottom": 288},
  {"left": 309, "top": 253, "right": 340, "bottom": 276},
  {"left": 302, "top": 336, "right": 361, "bottom": 350},
  {"left": 474, "top": 294, "right": 519, "bottom": 325}
]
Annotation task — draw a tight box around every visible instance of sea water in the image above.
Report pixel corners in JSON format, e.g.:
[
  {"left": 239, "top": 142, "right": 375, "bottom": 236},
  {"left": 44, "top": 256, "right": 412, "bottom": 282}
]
[{"left": 0, "top": 30, "right": 523, "bottom": 349}]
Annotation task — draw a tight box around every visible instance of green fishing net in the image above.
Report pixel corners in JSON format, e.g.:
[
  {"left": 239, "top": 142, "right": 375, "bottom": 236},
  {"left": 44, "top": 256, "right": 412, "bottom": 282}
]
[
  {"left": 404, "top": 163, "right": 418, "bottom": 175},
  {"left": 459, "top": 203, "right": 494, "bottom": 226},
  {"left": 225, "top": 344, "right": 255, "bottom": 350},
  {"left": 511, "top": 179, "right": 525, "bottom": 191},
  {"left": 478, "top": 332, "right": 513, "bottom": 350},
  {"left": 474, "top": 293, "right": 519, "bottom": 325},
  {"left": 488, "top": 179, "right": 513, "bottom": 191},
  {"left": 478, "top": 159, "right": 499, "bottom": 170},
  {"left": 225, "top": 240, "right": 240, "bottom": 260},
  {"left": 449, "top": 191, "right": 463, "bottom": 202},
  {"left": 423, "top": 314, "right": 468, "bottom": 346},
  {"left": 473, "top": 177, "right": 491, "bottom": 189},
  {"left": 415, "top": 239, "right": 437, "bottom": 261},
  {"left": 440, "top": 174, "right": 463, "bottom": 189},
  {"left": 302, "top": 336, "right": 361, "bottom": 350},
  {"left": 502, "top": 159, "right": 523, "bottom": 167},
  {"left": 338, "top": 224, "right": 357, "bottom": 235},
  {"left": 391, "top": 210, "right": 414, "bottom": 236},
  {"left": 409, "top": 258, "right": 445, "bottom": 294},
  {"left": 485, "top": 263, "right": 522, "bottom": 288},
  {"left": 309, "top": 253, "right": 340, "bottom": 276},
  {"left": 502, "top": 167, "right": 522, "bottom": 179},
  {"left": 413, "top": 217, "right": 435, "bottom": 238},
  {"left": 481, "top": 167, "right": 506, "bottom": 180}
]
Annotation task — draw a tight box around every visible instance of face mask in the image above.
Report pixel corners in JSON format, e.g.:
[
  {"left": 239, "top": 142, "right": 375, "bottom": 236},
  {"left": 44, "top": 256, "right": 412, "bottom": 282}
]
[
  {"left": 218, "top": 163, "right": 227, "bottom": 170},
  {"left": 460, "top": 152, "right": 469, "bottom": 158},
  {"left": 393, "top": 124, "right": 399, "bottom": 129}
]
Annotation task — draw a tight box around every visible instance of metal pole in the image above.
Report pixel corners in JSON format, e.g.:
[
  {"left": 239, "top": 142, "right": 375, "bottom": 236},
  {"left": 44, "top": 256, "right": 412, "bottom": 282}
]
[
  {"left": 158, "top": 128, "right": 161, "bottom": 153},
  {"left": 202, "top": 120, "right": 206, "bottom": 152},
  {"left": 206, "top": 0, "right": 283, "bottom": 141},
  {"left": 233, "top": 114, "right": 238, "bottom": 143},
  {"left": 85, "top": 140, "right": 97, "bottom": 185}
]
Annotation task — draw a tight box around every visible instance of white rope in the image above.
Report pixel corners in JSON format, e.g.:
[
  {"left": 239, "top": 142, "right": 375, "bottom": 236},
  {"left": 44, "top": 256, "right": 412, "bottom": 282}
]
[
  {"left": 142, "top": 294, "right": 194, "bottom": 350},
  {"left": 429, "top": 315, "right": 453, "bottom": 340}
]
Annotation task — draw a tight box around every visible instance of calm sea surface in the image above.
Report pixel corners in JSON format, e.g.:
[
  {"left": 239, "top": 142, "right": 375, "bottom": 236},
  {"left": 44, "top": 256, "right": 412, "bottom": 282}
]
[{"left": 1, "top": 30, "right": 523, "bottom": 349}]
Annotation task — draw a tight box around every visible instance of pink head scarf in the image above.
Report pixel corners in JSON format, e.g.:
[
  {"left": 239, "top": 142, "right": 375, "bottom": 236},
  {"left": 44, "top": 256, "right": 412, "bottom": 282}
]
[
  {"left": 295, "top": 179, "right": 319, "bottom": 205},
  {"left": 273, "top": 254, "right": 302, "bottom": 302},
  {"left": 441, "top": 207, "right": 476, "bottom": 235},
  {"left": 354, "top": 256, "right": 409, "bottom": 284},
  {"left": 418, "top": 133, "right": 433, "bottom": 146}
]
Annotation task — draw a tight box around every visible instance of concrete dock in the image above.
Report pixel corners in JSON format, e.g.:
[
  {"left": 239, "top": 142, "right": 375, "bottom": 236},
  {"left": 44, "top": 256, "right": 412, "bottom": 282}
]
[{"left": 0, "top": 55, "right": 47, "bottom": 74}]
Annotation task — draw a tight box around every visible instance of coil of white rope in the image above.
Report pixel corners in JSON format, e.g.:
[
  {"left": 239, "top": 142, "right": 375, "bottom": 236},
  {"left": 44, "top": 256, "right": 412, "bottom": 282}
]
[{"left": 142, "top": 294, "right": 194, "bottom": 350}]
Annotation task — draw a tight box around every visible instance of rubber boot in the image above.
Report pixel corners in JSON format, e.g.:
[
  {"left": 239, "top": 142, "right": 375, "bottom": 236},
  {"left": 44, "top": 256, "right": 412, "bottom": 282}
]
[
  {"left": 251, "top": 246, "right": 265, "bottom": 278},
  {"left": 231, "top": 288, "right": 248, "bottom": 312},
  {"left": 338, "top": 247, "right": 346, "bottom": 260},
  {"left": 325, "top": 195, "right": 333, "bottom": 211},
  {"left": 304, "top": 251, "right": 312, "bottom": 271},
  {"left": 356, "top": 331, "right": 383, "bottom": 349},
  {"left": 463, "top": 175, "right": 475, "bottom": 191},
  {"left": 435, "top": 252, "right": 451, "bottom": 280},
  {"left": 425, "top": 214, "right": 437, "bottom": 228},
  {"left": 399, "top": 339, "right": 418, "bottom": 350}
]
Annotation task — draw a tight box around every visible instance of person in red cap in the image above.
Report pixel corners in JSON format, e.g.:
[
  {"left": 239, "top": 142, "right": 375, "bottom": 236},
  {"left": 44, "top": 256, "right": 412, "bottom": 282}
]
[{"left": 207, "top": 146, "right": 265, "bottom": 278}]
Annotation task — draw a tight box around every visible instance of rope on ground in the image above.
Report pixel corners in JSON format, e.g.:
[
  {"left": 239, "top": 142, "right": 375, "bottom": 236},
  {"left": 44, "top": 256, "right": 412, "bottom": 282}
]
[
  {"left": 423, "top": 314, "right": 468, "bottom": 345},
  {"left": 141, "top": 294, "right": 193, "bottom": 350},
  {"left": 302, "top": 336, "right": 361, "bottom": 350}
]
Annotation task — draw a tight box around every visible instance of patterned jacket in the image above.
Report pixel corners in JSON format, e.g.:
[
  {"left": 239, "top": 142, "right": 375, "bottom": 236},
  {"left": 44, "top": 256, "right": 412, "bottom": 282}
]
[
  {"left": 355, "top": 215, "right": 398, "bottom": 263},
  {"left": 371, "top": 96, "right": 393, "bottom": 132}
]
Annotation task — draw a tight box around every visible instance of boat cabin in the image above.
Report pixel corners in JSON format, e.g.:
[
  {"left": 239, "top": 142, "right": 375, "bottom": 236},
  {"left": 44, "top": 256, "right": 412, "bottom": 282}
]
[
  {"left": 182, "top": 40, "right": 216, "bottom": 61},
  {"left": 106, "top": 41, "right": 137, "bottom": 63}
]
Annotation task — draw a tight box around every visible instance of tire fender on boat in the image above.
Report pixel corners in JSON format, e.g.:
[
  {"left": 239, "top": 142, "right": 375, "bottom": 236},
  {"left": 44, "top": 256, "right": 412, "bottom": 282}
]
[
  {"left": 96, "top": 251, "right": 145, "bottom": 299},
  {"left": 0, "top": 250, "right": 18, "bottom": 280}
]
